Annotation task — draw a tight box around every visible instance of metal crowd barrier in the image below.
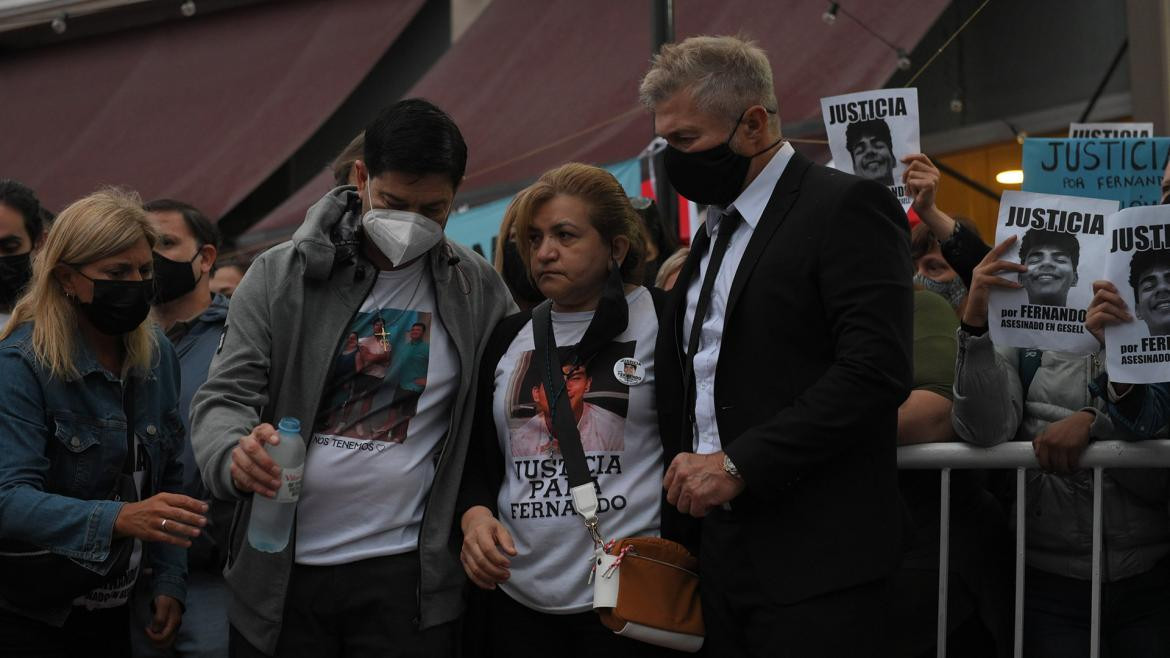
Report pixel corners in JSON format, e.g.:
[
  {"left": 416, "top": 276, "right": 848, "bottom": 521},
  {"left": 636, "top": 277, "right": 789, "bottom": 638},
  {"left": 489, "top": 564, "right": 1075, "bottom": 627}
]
[{"left": 896, "top": 440, "right": 1170, "bottom": 658}]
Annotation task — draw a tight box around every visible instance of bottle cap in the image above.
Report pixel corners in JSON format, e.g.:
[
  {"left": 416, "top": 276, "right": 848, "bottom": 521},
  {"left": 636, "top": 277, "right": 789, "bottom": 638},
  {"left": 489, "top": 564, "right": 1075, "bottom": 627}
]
[{"left": 277, "top": 417, "right": 301, "bottom": 434}]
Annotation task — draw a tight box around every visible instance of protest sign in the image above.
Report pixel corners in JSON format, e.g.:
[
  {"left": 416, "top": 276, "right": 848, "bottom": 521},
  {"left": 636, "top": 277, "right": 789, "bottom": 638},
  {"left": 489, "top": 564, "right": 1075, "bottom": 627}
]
[
  {"left": 821, "top": 88, "right": 919, "bottom": 209},
  {"left": 1068, "top": 122, "right": 1154, "bottom": 138},
  {"left": 988, "top": 191, "right": 1119, "bottom": 353},
  {"left": 1022, "top": 137, "right": 1170, "bottom": 208},
  {"left": 1103, "top": 205, "right": 1170, "bottom": 383}
]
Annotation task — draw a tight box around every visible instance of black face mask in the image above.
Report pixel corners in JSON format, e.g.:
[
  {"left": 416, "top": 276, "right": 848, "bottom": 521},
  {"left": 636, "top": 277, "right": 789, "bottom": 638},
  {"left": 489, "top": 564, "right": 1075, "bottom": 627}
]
[
  {"left": 73, "top": 270, "right": 153, "bottom": 336},
  {"left": 501, "top": 241, "right": 545, "bottom": 307},
  {"left": 0, "top": 252, "right": 32, "bottom": 308},
  {"left": 663, "top": 108, "right": 783, "bottom": 207},
  {"left": 151, "top": 248, "right": 202, "bottom": 305}
]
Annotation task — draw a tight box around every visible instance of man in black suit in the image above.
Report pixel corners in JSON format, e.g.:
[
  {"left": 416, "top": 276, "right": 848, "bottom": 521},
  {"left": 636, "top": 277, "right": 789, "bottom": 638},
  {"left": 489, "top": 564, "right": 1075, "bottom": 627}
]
[{"left": 640, "top": 35, "right": 913, "bottom": 657}]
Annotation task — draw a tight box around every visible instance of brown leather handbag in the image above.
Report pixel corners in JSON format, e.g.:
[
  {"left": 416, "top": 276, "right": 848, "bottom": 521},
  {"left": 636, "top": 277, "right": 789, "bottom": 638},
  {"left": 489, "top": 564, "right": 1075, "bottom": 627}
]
[
  {"left": 532, "top": 302, "right": 704, "bottom": 652},
  {"left": 591, "top": 536, "right": 704, "bottom": 651}
]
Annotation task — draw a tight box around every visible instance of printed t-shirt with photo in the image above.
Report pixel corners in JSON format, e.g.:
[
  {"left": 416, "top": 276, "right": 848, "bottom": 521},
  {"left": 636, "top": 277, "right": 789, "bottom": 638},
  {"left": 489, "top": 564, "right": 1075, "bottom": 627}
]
[
  {"left": 493, "top": 286, "right": 663, "bottom": 613},
  {"left": 75, "top": 436, "right": 147, "bottom": 610},
  {"left": 295, "top": 259, "right": 458, "bottom": 565}
]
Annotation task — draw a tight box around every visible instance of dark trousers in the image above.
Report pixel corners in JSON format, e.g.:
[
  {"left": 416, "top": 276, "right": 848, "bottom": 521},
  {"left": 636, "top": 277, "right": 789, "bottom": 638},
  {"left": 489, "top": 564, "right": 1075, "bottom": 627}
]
[
  {"left": 478, "top": 586, "right": 678, "bottom": 658},
  {"left": 0, "top": 604, "right": 130, "bottom": 657},
  {"left": 1023, "top": 555, "right": 1170, "bottom": 658},
  {"left": 892, "top": 483, "right": 1014, "bottom": 658},
  {"left": 229, "top": 552, "right": 454, "bottom": 658},
  {"left": 700, "top": 511, "right": 890, "bottom": 658}
]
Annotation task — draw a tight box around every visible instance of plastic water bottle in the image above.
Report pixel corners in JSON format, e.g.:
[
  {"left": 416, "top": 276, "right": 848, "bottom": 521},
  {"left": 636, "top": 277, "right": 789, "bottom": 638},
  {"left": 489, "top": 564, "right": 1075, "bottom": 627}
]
[{"left": 247, "top": 417, "right": 305, "bottom": 553}]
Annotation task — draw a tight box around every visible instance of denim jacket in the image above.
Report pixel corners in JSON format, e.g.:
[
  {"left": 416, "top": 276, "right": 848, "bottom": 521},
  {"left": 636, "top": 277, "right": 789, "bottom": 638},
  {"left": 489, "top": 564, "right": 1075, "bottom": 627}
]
[
  {"left": 1090, "top": 375, "right": 1170, "bottom": 440},
  {"left": 0, "top": 322, "right": 187, "bottom": 625}
]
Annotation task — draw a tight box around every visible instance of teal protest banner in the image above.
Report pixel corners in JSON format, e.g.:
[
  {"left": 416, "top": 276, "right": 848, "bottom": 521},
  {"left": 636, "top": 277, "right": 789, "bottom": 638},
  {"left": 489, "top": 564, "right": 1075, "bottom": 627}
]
[
  {"left": 444, "top": 157, "right": 642, "bottom": 261},
  {"left": 1022, "top": 138, "right": 1170, "bottom": 208}
]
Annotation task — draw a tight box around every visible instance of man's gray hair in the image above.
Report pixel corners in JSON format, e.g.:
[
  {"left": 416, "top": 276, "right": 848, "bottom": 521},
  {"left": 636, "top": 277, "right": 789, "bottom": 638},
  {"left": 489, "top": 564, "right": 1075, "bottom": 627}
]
[{"left": 639, "top": 35, "right": 779, "bottom": 123}]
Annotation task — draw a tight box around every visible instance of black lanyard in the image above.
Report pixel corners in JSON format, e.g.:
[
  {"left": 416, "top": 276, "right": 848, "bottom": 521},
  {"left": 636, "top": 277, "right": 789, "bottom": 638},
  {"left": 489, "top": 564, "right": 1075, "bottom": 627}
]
[{"left": 531, "top": 301, "right": 594, "bottom": 491}]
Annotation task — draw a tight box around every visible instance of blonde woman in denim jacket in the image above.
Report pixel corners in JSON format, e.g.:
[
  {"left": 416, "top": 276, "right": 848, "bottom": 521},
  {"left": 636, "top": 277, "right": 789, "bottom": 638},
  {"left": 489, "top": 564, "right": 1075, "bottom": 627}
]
[{"left": 0, "top": 189, "right": 207, "bottom": 655}]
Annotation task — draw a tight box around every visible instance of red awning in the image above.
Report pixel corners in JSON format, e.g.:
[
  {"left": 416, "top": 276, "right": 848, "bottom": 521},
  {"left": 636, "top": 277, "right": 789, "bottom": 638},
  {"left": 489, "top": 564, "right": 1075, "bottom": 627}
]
[
  {"left": 240, "top": 166, "right": 334, "bottom": 247},
  {"left": 409, "top": 0, "right": 650, "bottom": 199},
  {"left": 416, "top": 0, "right": 949, "bottom": 198},
  {"left": 244, "top": 0, "right": 948, "bottom": 240},
  {"left": 0, "top": 0, "right": 423, "bottom": 218}
]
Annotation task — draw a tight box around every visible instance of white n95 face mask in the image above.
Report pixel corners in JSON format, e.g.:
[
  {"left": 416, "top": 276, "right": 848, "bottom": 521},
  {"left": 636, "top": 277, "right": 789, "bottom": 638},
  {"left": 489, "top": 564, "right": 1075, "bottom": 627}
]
[{"left": 362, "top": 180, "right": 445, "bottom": 267}]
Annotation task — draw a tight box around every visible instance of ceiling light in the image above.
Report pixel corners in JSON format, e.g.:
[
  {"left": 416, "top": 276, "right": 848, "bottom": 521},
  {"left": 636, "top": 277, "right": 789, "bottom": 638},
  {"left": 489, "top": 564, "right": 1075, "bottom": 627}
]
[
  {"left": 50, "top": 13, "right": 67, "bottom": 34},
  {"left": 180, "top": 1, "right": 196, "bottom": 17},
  {"left": 896, "top": 48, "right": 911, "bottom": 71},
  {"left": 822, "top": 2, "right": 839, "bottom": 25},
  {"left": 995, "top": 170, "right": 1024, "bottom": 185}
]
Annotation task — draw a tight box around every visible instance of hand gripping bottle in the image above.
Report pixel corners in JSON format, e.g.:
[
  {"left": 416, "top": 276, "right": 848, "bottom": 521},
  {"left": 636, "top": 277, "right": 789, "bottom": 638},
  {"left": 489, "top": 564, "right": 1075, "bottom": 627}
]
[{"left": 247, "top": 417, "right": 305, "bottom": 553}]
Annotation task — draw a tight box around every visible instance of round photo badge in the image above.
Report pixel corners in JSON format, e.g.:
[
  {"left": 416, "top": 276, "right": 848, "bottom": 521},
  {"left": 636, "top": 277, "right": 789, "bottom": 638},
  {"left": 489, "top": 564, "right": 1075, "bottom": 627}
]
[{"left": 613, "top": 357, "right": 645, "bottom": 386}]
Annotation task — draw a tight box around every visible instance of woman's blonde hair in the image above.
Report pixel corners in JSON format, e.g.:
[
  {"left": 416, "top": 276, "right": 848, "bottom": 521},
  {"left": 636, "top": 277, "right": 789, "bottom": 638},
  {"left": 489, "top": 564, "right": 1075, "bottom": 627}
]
[
  {"left": 507, "top": 163, "right": 647, "bottom": 284},
  {"left": 654, "top": 247, "right": 690, "bottom": 289},
  {"left": 0, "top": 188, "right": 158, "bottom": 380}
]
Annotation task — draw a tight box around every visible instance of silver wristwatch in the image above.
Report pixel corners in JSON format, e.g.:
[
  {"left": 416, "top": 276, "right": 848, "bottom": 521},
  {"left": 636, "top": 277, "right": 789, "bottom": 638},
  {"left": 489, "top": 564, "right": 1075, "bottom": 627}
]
[{"left": 722, "top": 453, "right": 741, "bottom": 479}]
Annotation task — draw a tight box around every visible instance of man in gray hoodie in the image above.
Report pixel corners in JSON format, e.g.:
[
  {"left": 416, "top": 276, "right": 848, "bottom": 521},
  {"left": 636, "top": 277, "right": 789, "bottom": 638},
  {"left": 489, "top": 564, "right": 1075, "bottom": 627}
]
[{"left": 190, "top": 99, "right": 514, "bottom": 657}]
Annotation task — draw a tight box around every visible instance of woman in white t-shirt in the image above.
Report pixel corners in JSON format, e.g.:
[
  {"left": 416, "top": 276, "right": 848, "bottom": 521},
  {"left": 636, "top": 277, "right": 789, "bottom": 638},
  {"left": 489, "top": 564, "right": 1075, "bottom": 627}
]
[{"left": 458, "top": 163, "right": 672, "bottom": 657}]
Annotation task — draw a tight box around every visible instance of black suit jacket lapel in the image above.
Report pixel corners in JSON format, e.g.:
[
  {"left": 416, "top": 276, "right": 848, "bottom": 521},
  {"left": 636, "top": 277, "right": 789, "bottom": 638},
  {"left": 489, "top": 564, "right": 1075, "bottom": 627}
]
[{"left": 725, "top": 151, "right": 812, "bottom": 320}]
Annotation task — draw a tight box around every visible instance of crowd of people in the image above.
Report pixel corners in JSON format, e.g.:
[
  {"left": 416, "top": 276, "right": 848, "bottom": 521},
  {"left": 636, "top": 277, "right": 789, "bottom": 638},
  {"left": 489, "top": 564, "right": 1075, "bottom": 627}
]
[{"left": 0, "top": 33, "right": 1169, "bottom": 658}]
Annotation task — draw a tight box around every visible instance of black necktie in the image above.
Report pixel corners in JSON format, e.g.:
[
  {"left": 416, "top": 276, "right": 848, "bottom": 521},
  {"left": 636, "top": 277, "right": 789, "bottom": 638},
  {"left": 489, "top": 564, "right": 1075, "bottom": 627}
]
[{"left": 681, "top": 209, "right": 742, "bottom": 451}]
